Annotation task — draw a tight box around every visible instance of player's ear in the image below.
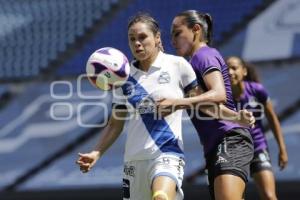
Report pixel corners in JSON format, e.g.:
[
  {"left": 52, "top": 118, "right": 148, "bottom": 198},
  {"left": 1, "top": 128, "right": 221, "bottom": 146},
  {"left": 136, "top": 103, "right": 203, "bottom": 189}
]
[
  {"left": 192, "top": 24, "right": 201, "bottom": 34},
  {"left": 155, "top": 32, "right": 161, "bottom": 47},
  {"left": 192, "top": 24, "right": 202, "bottom": 42},
  {"left": 155, "top": 32, "right": 161, "bottom": 43},
  {"left": 243, "top": 67, "right": 248, "bottom": 77}
]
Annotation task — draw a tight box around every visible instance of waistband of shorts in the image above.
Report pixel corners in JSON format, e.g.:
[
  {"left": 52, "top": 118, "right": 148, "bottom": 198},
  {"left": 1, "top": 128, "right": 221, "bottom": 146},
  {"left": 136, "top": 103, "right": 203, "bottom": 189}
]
[
  {"left": 124, "top": 152, "right": 185, "bottom": 163},
  {"left": 227, "top": 127, "right": 253, "bottom": 142},
  {"left": 157, "top": 152, "right": 185, "bottom": 161},
  {"left": 254, "top": 148, "right": 269, "bottom": 155}
]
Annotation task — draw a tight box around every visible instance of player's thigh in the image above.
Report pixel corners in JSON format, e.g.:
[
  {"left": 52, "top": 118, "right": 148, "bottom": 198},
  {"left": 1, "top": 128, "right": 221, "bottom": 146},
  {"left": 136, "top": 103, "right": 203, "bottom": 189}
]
[
  {"left": 253, "top": 170, "right": 277, "bottom": 198},
  {"left": 214, "top": 174, "right": 245, "bottom": 200}
]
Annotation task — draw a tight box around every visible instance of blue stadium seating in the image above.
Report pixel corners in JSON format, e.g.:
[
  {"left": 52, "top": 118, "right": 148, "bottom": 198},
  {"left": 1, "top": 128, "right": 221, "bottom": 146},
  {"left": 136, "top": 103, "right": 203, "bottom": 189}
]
[
  {"left": 0, "top": 79, "right": 111, "bottom": 189},
  {"left": 258, "top": 62, "right": 300, "bottom": 114},
  {"left": 0, "top": 0, "right": 118, "bottom": 79},
  {"left": 265, "top": 110, "right": 300, "bottom": 181},
  {"left": 57, "top": 0, "right": 263, "bottom": 76}
]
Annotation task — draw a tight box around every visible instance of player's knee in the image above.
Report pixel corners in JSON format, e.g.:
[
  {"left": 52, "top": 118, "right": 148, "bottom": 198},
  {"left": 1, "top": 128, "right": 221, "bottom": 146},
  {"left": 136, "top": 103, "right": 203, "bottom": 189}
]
[
  {"left": 152, "top": 190, "right": 169, "bottom": 200},
  {"left": 262, "top": 190, "right": 277, "bottom": 200}
]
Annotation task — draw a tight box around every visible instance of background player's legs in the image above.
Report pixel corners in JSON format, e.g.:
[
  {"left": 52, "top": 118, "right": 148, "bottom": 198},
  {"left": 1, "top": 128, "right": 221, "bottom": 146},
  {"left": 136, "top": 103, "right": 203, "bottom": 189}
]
[
  {"left": 253, "top": 170, "right": 277, "bottom": 200},
  {"left": 152, "top": 176, "right": 177, "bottom": 200},
  {"left": 214, "top": 174, "right": 245, "bottom": 200}
]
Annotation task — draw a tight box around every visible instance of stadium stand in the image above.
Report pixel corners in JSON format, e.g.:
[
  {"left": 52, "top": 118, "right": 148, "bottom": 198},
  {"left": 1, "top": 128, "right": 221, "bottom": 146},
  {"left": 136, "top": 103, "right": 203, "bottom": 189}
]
[
  {"left": 0, "top": 0, "right": 119, "bottom": 80},
  {"left": 257, "top": 61, "right": 300, "bottom": 114},
  {"left": 266, "top": 110, "right": 300, "bottom": 181},
  {"left": 57, "top": 0, "right": 264, "bottom": 76},
  {"left": 220, "top": 0, "right": 300, "bottom": 61},
  {"left": 0, "top": 79, "right": 111, "bottom": 190}
]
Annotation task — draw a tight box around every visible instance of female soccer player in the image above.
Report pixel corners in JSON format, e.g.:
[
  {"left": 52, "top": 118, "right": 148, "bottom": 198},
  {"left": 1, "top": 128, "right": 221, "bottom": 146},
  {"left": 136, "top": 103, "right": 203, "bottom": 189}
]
[
  {"left": 227, "top": 56, "right": 288, "bottom": 200},
  {"left": 157, "top": 10, "right": 255, "bottom": 200},
  {"left": 76, "top": 13, "right": 253, "bottom": 200}
]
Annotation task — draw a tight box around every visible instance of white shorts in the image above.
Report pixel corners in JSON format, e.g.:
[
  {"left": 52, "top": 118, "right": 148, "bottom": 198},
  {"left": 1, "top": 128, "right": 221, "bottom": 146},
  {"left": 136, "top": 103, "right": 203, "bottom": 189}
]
[{"left": 123, "top": 154, "right": 185, "bottom": 200}]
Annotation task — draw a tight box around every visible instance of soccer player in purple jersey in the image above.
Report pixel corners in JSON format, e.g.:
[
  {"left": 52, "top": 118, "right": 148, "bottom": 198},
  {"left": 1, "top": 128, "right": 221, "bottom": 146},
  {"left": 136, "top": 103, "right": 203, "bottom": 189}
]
[
  {"left": 227, "top": 56, "right": 288, "bottom": 200},
  {"left": 157, "top": 10, "right": 254, "bottom": 200}
]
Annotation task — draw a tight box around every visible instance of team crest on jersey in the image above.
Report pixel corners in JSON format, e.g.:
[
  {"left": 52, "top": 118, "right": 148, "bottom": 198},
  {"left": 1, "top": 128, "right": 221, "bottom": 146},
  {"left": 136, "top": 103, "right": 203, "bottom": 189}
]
[{"left": 158, "top": 71, "right": 171, "bottom": 84}]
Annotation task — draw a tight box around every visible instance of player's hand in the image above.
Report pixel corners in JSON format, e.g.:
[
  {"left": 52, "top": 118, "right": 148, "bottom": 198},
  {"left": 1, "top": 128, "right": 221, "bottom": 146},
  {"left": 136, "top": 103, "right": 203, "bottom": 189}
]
[
  {"left": 156, "top": 98, "right": 178, "bottom": 117},
  {"left": 278, "top": 149, "right": 288, "bottom": 170},
  {"left": 76, "top": 151, "right": 100, "bottom": 173},
  {"left": 238, "top": 109, "right": 255, "bottom": 127}
]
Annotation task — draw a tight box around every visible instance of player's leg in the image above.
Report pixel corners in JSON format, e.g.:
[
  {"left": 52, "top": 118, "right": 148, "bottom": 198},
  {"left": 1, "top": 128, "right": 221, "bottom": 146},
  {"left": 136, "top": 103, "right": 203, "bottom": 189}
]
[
  {"left": 214, "top": 174, "right": 246, "bottom": 200},
  {"left": 150, "top": 154, "right": 185, "bottom": 200},
  {"left": 253, "top": 170, "right": 277, "bottom": 200},
  {"left": 251, "top": 149, "right": 277, "bottom": 200},
  {"left": 152, "top": 176, "right": 176, "bottom": 200}
]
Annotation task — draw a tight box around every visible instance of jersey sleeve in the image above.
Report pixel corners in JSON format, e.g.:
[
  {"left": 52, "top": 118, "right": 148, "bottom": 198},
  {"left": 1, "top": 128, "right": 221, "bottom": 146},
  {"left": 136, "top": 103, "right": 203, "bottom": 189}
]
[
  {"left": 178, "top": 57, "right": 198, "bottom": 94},
  {"left": 191, "top": 53, "right": 222, "bottom": 77},
  {"left": 255, "top": 83, "right": 270, "bottom": 104}
]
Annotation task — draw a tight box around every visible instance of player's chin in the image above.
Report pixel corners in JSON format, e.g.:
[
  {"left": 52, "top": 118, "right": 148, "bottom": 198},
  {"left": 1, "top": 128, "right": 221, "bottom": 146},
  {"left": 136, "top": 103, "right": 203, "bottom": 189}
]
[
  {"left": 230, "top": 79, "right": 239, "bottom": 86},
  {"left": 175, "top": 48, "right": 185, "bottom": 56},
  {"left": 134, "top": 53, "right": 146, "bottom": 61},
  {"left": 81, "top": 169, "right": 89, "bottom": 173}
]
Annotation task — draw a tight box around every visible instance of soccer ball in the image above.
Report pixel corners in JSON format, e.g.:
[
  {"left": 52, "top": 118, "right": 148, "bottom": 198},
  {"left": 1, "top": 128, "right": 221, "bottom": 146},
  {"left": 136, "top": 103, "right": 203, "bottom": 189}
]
[{"left": 86, "top": 47, "right": 130, "bottom": 91}]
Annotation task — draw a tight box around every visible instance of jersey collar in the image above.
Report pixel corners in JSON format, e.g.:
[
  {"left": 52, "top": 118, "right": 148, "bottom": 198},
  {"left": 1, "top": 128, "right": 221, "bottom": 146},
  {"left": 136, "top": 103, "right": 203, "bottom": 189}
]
[{"left": 130, "top": 51, "right": 164, "bottom": 75}]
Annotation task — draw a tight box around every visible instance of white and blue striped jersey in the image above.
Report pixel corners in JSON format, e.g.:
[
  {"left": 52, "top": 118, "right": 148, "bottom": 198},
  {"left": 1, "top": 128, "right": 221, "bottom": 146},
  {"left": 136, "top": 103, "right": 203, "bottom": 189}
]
[{"left": 112, "top": 51, "right": 197, "bottom": 162}]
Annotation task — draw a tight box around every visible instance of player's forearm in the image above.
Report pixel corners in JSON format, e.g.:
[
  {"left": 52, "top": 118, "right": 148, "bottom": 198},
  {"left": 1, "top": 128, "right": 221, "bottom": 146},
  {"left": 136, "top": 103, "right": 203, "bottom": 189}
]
[
  {"left": 93, "top": 123, "right": 123, "bottom": 156},
  {"left": 197, "top": 104, "right": 237, "bottom": 120},
  {"left": 265, "top": 102, "right": 286, "bottom": 152},
  {"left": 176, "top": 89, "right": 226, "bottom": 110},
  {"left": 217, "top": 104, "right": 240, "bottom": 121},
  {"left": 266, "top": 111, "right": 286, "bottom": 151},
  {"left": 270, "top": 116, "right": 286, "bottom": 152}
]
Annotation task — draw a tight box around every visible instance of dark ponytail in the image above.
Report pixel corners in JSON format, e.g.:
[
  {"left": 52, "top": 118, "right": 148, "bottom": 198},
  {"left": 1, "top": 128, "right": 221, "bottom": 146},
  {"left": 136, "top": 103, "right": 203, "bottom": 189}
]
[
  {"left": 243, "top": 61, "right": 260, "bottom": 83},
  {"left": 203, "top": 13, "right": 213, "bottom": 45},
  {"left": 176, "top": 10, "right": 213, "bottom": 45}
]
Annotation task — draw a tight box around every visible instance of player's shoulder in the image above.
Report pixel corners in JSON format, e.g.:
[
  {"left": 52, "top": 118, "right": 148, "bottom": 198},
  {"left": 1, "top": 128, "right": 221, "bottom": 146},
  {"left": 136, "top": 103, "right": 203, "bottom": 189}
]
[
  {"left": 191, "top": 46, "right": 220, "bottom": 63},
  {"left": 246, "top": 81, "right": 264, "bottom": 89},
  {"left": 245, "top": 81, "right": 266, "bottom": 94},
  {"left": 162, "top": 52, "right": 190, "bottom": 69},
  {"left": 162, "top": 52, "right": 186, "bottom": 62}
]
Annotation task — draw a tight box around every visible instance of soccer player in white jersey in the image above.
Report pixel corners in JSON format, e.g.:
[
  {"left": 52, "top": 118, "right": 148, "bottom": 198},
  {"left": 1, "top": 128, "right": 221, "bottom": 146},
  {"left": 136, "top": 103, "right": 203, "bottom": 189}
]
[{"left": 76, "top": 13, "right": 254, "bottom": 200}]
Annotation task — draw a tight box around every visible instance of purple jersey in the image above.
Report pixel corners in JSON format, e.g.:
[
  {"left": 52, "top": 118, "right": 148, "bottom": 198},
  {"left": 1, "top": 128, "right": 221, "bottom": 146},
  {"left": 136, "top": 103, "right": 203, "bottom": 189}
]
[
  {"left": 234, "top": 81, "right": 269, "bottom": 152},
  {"left": 189, "top": 46, "right": 244, "bottom": 155}
]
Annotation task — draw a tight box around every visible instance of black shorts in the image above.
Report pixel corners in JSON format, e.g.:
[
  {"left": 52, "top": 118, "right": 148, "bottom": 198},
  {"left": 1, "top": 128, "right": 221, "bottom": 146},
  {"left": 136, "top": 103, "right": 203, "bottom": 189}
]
[
  {"left": 205, "top": 128, "right": 254, "bottom": 199},
  {"left": 250, "top": 148, "right": 272, "bottom": 176}
]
